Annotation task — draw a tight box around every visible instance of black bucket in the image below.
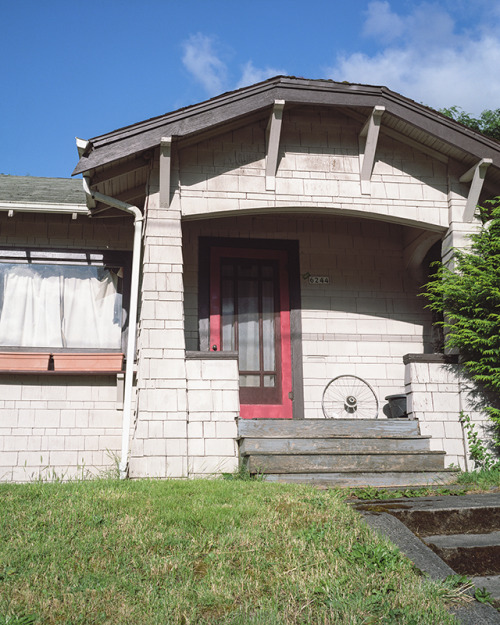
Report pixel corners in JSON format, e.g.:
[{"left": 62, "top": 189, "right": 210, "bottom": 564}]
[{"left": 384, "top": 394, "right": 407, "bottom": 418}]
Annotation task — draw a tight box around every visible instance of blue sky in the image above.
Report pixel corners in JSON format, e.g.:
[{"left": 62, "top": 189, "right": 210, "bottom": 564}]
[{"left": 1, "top": 0, "right": 500, "bottom": 178}]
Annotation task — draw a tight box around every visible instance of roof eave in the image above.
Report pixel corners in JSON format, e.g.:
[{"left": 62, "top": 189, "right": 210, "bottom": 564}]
[{"left": 72, "top": 77, "right": 500, "bottom": 176}]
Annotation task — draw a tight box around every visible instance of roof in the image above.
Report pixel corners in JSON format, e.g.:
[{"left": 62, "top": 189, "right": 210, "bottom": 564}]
[
  {"left": 73, "top": 76, "right": 500, "bottom": 177},
  {"left": 0, "top": 175, "right": 85, "bottom": 206}
]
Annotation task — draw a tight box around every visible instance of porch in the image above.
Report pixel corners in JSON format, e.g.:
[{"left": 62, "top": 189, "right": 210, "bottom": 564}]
[
  {"left": 179, "top": 350, "right": 472, "bottom": 486},
  {"left": 129, "top": 210, "right": 477, "bottom": 480}
]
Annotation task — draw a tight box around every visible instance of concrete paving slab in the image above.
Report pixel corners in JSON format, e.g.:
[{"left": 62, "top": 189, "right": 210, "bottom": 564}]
[{"left": 472, "top": 576, "right": 500, "bottom": 601}]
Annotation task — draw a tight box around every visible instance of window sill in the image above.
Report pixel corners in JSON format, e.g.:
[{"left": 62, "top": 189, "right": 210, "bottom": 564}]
[{"left": 0, "top": 352, "right": 124, "bottom": 373}]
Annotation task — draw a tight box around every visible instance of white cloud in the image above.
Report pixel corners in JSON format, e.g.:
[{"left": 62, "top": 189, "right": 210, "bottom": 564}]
[
  {"left": 236, "top": 61, "right": 287, "bottom": 89},
  {"left": 181, "top": 36, "right": 286, "bottom": 96},
  {"left": 327, "top": 2, "right": 500, "bottom": 115},
  {"left": 182, "top": 34, "right": 227, "bottom": 96},
  {"left": 362, "top": 1, "right": 404, "bottom": 43}
]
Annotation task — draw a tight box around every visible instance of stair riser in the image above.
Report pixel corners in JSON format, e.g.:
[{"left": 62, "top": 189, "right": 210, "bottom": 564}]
[
  {"left": 392, "top": 508, "right": 500, "bottom": 537},
  {"left": 427, "top": 545, "right": 500, "bottom": 576},
  {"left": 262, "top": 472, "right": 456, "bottom": 487},
  {"left": 240, "top": 437, "right": 431, "bottom": 455},
  {"left": 248, "top": 453, "right": 445, "bottom": 473},
  {"left": 238, "top": 419, "right": 420, "bottom": 438}
]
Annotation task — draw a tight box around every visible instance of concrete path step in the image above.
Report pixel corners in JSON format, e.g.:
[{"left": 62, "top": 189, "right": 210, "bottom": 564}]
[
  {"left": 357, "top": 495, "right": 500, "bottom": 623},
  {"left": 423, "top": 532, "right": 500, "bottom": 576},
  {"left": 383, "top": 503, "right": 500, "bottom": 537},
  {"left": 425, "top": 531, "right": 500, "bottom": 549},
  {"left": 471, "top": 576, "right": 500, "bottom": 603}
]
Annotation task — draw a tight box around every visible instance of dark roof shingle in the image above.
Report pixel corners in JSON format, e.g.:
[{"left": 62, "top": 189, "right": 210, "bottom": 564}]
[{"left": 0, "top": 175, "right": 85, "bottom": 205}]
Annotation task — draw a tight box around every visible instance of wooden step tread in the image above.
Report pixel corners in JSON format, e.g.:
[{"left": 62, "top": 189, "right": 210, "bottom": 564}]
[
  {"left": 242, "top": 449, "right": 444, "bottom": 457},
  {"left": 261, "top": 471, "right": 457, "bottom": 487},
  {"left": 236, "top": 434, "right": 432, "bottom": 441},
  {"left": 238, "top": 419, "right": 420, "bottom": 439},
  {"left": 247, "top": 452, "right": 446, "bottom": 473},
  {"left": 240, "top": 437, "right": 432, "bottom": 456}
]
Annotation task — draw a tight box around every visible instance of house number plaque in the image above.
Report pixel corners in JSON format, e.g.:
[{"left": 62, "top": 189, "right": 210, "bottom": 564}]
[{"left": 308, "top": 276, "right": 329, "bottom": 285}]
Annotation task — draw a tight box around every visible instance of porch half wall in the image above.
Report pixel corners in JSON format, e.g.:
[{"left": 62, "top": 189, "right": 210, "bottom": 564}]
[{"left": 405, "top": 354, "right": 492, "bottom": 470}]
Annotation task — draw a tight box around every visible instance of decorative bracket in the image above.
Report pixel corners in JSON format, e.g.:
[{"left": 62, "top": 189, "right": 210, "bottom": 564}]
[
  {"left": 265, "top": 100, "right": 285, "bottom": 191},
  {"left": 359, "top": 105, "right": 385, "bottom": 195},
  {"left": 459, "top": 158, "right": 492, "bottom": 221},
  {"left": 160, "top": 136, "right": 172, "bottom": 208}
]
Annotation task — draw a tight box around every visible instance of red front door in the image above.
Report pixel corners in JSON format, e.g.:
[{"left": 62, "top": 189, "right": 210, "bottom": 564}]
[{"left": 210, "top": 247, "right": 293, "bottom": 419}]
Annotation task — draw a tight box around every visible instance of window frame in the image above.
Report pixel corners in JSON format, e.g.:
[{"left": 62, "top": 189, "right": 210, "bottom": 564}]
[{"left": 0, "top": 247, "right": 131, "bottom": 354}]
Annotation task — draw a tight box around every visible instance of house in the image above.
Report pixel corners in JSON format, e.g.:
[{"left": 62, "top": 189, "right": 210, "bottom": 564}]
[{"left": 2, "top": 76, "right": 500, "bottom": 484}]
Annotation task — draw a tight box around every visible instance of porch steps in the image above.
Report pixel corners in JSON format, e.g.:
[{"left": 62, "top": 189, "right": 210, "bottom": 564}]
[{"left": 238, "top": 419, "right": 456, "bottom": 488}]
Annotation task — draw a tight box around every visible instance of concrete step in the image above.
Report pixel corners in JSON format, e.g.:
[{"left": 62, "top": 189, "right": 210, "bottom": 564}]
[
  {"left": 240, "top": 436, "right": 432, "bottom": 456},
  {"left": 247, "top": 451, "right": 446, "bottom": 474},
  {"left": 387, "top": 505, "right": 500, "bottom": 537},
  {"left": 471, "top": 576, "right": 500, "bottom": 603},
  {"left": 238, "top": 418, "right": 420, "bottom": 438},
  {"left": 425, "top": 531, "right": 500, "bottom": 549},
  {"left": 423, "top": 531, "right": 500, "bottom": 576},
  {"left": 261, "top": 471, "right": 457, "bottom": 488}
]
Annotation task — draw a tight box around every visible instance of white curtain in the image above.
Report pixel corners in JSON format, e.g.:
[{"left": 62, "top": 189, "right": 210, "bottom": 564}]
[
  {"left": 0, "top": 264, "right": 121, "bottom": 349},
  {"left": 0, "top": 265, "right": 64, "bottom": 347}
]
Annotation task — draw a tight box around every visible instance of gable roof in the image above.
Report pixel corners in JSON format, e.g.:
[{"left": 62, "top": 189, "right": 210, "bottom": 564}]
[{"left": 73, "top": 76, "right": 500, "bottom": 180}]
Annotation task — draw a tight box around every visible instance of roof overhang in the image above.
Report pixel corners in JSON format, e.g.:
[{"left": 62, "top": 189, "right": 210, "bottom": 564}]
[{"left": 73, "top": 76, "right": 500, "bottom": 184}]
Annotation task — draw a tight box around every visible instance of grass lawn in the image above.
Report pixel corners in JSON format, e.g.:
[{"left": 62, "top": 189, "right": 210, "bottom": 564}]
[{"left": 0, "top": 479, "right": 461, "bottom": 624}]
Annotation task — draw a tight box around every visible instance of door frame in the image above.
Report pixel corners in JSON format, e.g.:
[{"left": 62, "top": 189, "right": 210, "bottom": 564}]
[{"left": 198, "top": 236, "right": 304, "bottom": 419}]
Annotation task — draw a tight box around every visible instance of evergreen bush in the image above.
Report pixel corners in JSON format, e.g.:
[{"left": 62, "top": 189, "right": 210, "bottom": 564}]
[{"left": 424, "top": 197, "right": 500, "bottom": 442}]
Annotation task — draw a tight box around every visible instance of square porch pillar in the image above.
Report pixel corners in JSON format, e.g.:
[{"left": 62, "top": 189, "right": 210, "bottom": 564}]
[{"left": 129, "top": 154, "right": 188, "bottom": 478}]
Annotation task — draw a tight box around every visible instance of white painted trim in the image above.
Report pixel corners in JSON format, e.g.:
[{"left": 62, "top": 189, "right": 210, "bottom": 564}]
[
  {"left": 459, "top": 158, "right": 492, "bottom": 221},
  {"left": 0, "top": 202, "right": 89, "bottom": 215},
  {"left": 265, "top": 100, "right": 285, "bottom": 191},
  {"left": 160, "top": 136, "right": 172, "bottom": 208},
  {"left": 76, "top": 137, "right": 91, "bottom": 157},
  {"left": 345, "top": 109, "right": 449, "bottom": 164},
  {"left": 359, "top": 106, "right": 385, "bottom": 195}
]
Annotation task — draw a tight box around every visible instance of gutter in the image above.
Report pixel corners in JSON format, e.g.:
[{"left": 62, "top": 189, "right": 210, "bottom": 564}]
[
  {"left": 79, "top": 168, "right": 144, "bottom": 479},
  {"left": 0, "top": 203, "right": 89, "bottom": 217}
]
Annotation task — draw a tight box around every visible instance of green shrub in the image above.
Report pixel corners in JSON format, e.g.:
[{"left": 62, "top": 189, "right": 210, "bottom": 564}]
[{"left": 424, "top": 197, "right": 500, "bottom": 443}]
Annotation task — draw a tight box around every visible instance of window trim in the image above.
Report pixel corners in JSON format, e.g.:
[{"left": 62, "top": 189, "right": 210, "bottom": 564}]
[{"left": 0, "top": 247, "right": 131, "bottom": 370}]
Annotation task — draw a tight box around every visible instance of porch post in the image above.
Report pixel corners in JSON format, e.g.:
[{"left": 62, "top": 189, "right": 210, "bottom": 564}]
[
  {"left": 443, "top": 180, "right": 481, "bottom": 270},
  {"left": 129, "top": 145, "right": 188, "bottom": 478}
]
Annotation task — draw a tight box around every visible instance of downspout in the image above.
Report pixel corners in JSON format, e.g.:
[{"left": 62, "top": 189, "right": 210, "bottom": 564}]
[{"left": 81, "top": 178, "right": 144, "bottom": 479}]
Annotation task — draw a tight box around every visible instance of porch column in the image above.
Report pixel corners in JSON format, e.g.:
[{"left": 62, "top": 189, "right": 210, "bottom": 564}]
[
  {"left": 129, "top": 152, "right": 188, "bottom": 478},
  {"left": 444, "top": 178, "right": 481, "bottom": 267}
]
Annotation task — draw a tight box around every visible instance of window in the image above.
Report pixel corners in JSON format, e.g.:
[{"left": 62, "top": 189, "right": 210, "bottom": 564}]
[{"left": 0, "top": 249, "right": 130, "bottom": 352}]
